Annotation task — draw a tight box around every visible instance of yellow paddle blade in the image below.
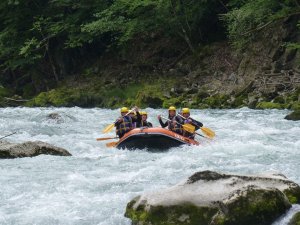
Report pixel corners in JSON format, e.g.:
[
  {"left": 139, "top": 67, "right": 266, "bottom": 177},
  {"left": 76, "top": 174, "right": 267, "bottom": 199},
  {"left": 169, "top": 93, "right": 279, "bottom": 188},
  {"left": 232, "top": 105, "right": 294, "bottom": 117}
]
[
  {"left": 106, "top": 141, "right": 118, "bottom": 148},
  {"left": 102, "top": 123, "right": 115, "bottom": 133},
  {"left": 96, "top": 137, "right": 116, "bottom": 141},
  {"left": 182, "top": 123, "right": 195, "bottom": 133},
  {"left": 201, "top": 127, "right": 215, "bottom": 139}
]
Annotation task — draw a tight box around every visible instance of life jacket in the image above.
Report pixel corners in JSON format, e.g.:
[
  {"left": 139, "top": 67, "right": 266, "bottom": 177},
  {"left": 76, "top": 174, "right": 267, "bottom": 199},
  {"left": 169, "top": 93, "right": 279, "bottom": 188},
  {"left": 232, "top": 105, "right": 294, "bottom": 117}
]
[
  {"left": 140, "top": 120, "right": 152, "bottom": 127},
  {"left": 168, "top": 115, "right": 183, "bottom": 135},
  {"left": 116, "top": 116, "right": 133, "bottom": 137},
  {"left": 182, "top": 118, "right": 195, "bottom": 139}
]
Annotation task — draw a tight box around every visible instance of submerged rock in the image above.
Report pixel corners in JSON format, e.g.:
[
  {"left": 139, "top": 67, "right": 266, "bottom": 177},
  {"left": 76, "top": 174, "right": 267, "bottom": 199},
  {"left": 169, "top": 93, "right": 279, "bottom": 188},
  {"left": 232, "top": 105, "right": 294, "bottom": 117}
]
[
  {"left": 288, "top": 212, "right": 300, "bottom": 225},
  {"left": 47, "top": 113, "right": 64, "bottom": 123},
  {"left": 0, "top": 140, "right": 72, "bottom": 158},
  {"left": 285, "top": 110, "right": 300, "bottom": 121},
  {"left": 125, "top": 170, "right": 300, "bottom": 225}
]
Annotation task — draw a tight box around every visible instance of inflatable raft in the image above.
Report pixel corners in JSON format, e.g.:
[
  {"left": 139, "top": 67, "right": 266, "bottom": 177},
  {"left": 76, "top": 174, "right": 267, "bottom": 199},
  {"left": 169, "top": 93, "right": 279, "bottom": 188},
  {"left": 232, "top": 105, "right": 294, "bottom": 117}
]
[{"left": 115, "top": 127, "right": 199, "bottom": 150}]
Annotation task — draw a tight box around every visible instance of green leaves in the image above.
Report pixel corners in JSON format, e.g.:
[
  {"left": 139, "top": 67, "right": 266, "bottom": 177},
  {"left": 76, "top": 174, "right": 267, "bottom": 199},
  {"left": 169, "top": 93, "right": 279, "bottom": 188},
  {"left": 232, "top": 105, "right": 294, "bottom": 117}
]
[{"left": 224, "top": 0, "right": 300, "bottom": 49}]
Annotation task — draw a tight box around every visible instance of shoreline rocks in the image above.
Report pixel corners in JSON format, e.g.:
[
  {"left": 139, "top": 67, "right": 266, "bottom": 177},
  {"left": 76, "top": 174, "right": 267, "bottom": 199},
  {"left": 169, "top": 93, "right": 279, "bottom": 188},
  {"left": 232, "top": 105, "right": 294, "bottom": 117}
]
[
  {"left": 125, "top": 170, "right": 300, "bottom": 225},
  {"left": 0, "top": 140, "right": 72, "bottom": 158},
  {"left": 285, "top": 110, "right": 300, "bottom": 121}
]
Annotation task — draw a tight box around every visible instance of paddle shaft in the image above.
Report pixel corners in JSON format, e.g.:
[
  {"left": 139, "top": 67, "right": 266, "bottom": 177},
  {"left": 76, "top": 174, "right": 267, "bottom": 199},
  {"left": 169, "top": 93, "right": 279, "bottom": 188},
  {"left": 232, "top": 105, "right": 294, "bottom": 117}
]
[
  {"left": 177, "top": 113, "right": 202, "bottom": 128},
  {"left": 96, "top": 137, "right": 119, "bottom": 141},
  {"left": 0, "top": 132, "right": 17, "bottom": 140}
]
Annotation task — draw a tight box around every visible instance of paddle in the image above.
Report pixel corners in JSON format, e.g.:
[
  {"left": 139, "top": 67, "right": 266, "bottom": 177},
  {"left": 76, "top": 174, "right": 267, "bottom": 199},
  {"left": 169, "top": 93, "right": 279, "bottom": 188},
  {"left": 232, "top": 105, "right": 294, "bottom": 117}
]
[
  {"left": 160, "top": 116, "right": 195, "bottom": 133},
  {"left": 0, "top": 132, "right": 17, "bottom": 140},
  {"left": 96, "top": 137, "right": 118, "bottom": 141},
  {"left": 177, "top": 114, "right": 215, "bottom": 139},
  {"left": 106, "top": 141, "right": 118, "bottom": 148},
  {"left": 102, "top": 109, "right": 134, "bottom": 133}
]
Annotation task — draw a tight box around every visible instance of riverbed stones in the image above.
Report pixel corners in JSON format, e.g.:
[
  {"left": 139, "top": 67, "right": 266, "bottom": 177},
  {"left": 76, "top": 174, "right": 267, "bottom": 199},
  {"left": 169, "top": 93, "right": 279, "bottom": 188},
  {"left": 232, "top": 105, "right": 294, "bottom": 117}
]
[
  {"left": 125, "top": 170, "right": 300, "bottom": 225},
  {"left": 0, "top": 140, "right": 72, "bottom": 158}
]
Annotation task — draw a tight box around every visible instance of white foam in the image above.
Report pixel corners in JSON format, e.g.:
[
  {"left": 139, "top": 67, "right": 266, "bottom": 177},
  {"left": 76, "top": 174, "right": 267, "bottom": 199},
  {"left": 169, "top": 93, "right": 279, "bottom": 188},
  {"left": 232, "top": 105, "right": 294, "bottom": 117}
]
[{"left": 0, "top": 107, "right": 299, "bottom": 224}]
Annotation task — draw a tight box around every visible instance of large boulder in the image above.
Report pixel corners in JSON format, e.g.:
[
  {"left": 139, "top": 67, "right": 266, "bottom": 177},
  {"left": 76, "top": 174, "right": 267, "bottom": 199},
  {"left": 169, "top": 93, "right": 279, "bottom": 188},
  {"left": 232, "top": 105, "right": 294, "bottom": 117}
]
[
  {"left": 285, "top": 110, "right": 300, "bottom": 121},
  {"left": 125, "top": 171, "right": 300, "bottom": 225},
  {"left": 0, "top": 140, "right": 72, "bottom": 158}
]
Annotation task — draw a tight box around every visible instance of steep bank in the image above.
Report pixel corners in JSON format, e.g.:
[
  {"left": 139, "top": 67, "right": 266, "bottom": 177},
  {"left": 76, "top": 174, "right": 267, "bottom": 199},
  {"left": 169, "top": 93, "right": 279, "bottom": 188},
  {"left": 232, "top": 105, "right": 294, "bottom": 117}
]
[{"left": 1, "top": 15, "right": 299, "bottom": 109}]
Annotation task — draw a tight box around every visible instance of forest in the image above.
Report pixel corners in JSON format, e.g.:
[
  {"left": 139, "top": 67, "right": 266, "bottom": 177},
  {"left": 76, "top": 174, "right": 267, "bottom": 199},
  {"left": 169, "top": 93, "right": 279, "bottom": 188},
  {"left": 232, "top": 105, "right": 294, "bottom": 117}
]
[{"left": 0, "top": 0, "right": 299, "bottom": 106}]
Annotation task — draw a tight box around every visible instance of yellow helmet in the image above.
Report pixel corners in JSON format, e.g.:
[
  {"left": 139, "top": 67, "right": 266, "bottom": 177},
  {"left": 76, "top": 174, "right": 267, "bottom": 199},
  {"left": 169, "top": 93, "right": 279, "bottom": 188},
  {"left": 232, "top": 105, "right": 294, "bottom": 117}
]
[
  {"left": 182, "top": 108, "right": 190, "bottom": 114},
  {"left": 120, "top": 107, "right": 129, "bottom": 113},
  {"left": 141, "top": 111, "right": 147, "bottom": 115},
  {"left": 168, "top": 106, "right": 176, "bottom": 111}
]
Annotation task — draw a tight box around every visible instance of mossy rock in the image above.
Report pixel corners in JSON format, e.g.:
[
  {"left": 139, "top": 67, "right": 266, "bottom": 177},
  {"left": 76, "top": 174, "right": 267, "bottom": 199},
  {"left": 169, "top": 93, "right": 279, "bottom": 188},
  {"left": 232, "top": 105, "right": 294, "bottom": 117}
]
[
  {"left": 28, "top": 92, "right": 49, "bottom": 107},
  {"left": 283, "top": 185, "right": 300, "bottom": 203},
  {"left": 291, "top": 102, "right": 300, "bottom": 110},
  {"left": 273, "top": 95, "right": 285, "bottom": 104},
  {"left": 211, "top": 188, "right": 291, "bottom": 225},
  {"left": 288, "top": 212, "right": 300, "bottom": 225},
  {"left": 125, "top": 197, "right": 219, "bottom": 225},
  {"left": 231, "top": 95, "right": 247, "bottom": 108},
  {"left": 162, "top": 96, "right": 184, "bottom": 108},
  {"left": 125, "top": 170, "right": 299, "bottom": 225},
  {"left": 285, "top": 110, "right": 300, "bottom": 121},
  {"left": 256, "top": 101, "right": 286, "bottom": 109},
  {"left": 202, "top": 94, "right": 228, "bottom": 109},
  {"left": 197, "top": 103, "right": 210, "bottom": 109}
]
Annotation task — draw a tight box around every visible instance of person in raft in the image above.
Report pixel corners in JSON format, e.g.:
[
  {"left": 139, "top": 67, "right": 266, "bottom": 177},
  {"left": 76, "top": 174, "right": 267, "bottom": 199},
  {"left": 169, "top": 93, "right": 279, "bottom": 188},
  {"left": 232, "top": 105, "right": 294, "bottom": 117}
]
[
  {"left": 136, "top": 111, "right": 153, "bottom": 128},
  {"left": 179, "top": 107, "right": 203, "bottom": 139},
  {"left": 157, "top": 106, "right": 183, "bottom": 135},
  {"left": 128, "top": 109, "right": 142, "bottom": 128},
  {"left": 115, "top": 107, "right": 133, "bottom": 138},
  {"left": 115, "top": 106, "right": 140, "bottom": 138}
]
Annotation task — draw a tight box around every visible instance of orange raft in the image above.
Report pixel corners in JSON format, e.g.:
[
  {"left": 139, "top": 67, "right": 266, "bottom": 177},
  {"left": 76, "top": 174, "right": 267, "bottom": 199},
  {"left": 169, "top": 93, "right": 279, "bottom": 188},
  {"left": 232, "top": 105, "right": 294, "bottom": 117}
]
[{"left": 115, "top": 127, "right": 199, "bottom": 150}]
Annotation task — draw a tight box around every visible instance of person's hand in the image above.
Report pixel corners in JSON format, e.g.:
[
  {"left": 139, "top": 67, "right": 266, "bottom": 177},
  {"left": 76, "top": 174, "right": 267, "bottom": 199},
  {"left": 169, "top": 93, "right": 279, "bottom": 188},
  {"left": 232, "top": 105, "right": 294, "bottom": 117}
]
[
  {"left": 172, "top": 120, "right": 177, "bottom": 126},
  {"left": 133, "top": 106, "right": 139, "bottom": 111},
  {"left": 118, "top": 117, "right": 123, "bottom": 122},
  {"left": 157, "top": 115, "right": 161, "bottom": 120}
]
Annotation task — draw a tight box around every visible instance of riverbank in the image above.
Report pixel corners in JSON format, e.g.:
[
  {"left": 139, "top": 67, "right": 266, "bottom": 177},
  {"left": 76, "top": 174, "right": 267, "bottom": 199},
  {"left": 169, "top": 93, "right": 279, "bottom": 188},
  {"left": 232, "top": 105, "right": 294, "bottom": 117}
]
[{"left": 0, "top": 16, "right": 299, "bottom": 109}]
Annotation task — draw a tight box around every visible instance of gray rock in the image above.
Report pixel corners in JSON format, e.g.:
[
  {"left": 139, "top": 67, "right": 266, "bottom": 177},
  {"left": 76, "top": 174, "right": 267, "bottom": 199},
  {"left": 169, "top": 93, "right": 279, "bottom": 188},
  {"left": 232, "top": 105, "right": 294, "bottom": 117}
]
[
  {"left": 285, "top": 110, "right": 300, "bottom": 121},
  {"left": 125, "top": 170, "right": 300, "bottom": 225},
  {"left": 47, "top": 113, "right": 64, "bottom": 123},
  {"left": 0, "top": 141, "right": 72, "bottom": 159}
]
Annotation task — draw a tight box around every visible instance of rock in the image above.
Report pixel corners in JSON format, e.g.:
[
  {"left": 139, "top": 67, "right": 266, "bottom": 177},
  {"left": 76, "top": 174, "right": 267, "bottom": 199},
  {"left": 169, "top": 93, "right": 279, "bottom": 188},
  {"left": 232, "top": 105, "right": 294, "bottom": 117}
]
[
  {"left": 0, "top": 141, "right": 72, "bottom": 159},
  {"left": 184, "top": 87, "right": 198, "bottom": 95},
  {"left": 256, "top": 101, "right": 285, "bottom": 109},
  {"left": 288, "top": 212, "right": 300, "bottom": 225},
  {"left": 248, "top": 95, "right": 258, "bottom": 109},
  {"left": 285, "top": 110, "right": 300, "bottom": 121},
  {"left": 47, "top": 113, "right": 64, "bottom": 123},
  {"left": 125, "top": 170, "right": 300, "bottom": 225}
]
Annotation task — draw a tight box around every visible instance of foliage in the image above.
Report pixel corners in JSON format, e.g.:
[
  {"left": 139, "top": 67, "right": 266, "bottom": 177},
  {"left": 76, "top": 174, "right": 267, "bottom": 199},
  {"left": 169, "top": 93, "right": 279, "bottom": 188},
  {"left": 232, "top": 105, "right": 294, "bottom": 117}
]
[
  {"left": 223, "top": 0, "right": 300, "bottom": 49},
  {"left": 0, "top": 0, "right": 299, "bottom": 99}
]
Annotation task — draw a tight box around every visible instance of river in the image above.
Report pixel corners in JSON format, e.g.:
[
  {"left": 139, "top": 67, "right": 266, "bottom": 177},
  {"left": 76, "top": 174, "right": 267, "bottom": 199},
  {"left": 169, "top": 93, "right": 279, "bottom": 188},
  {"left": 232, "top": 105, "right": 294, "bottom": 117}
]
[{"left": 0, "top": 107, "right": 299, "bottom": 225}]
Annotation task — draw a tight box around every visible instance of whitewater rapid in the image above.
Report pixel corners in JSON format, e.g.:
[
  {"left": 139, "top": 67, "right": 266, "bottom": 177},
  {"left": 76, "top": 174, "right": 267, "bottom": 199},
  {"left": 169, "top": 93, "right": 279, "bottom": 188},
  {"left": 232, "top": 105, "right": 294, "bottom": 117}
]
[{"left": 0, "top": 107, "right": 299, "bottom": 225}]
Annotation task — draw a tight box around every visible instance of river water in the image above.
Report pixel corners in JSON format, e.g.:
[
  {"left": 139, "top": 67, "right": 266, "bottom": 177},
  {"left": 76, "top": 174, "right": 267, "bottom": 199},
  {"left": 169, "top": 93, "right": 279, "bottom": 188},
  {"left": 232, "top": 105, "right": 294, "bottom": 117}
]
[{"left": 0, "top": 107, "right": 299, "bottom": 225}]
